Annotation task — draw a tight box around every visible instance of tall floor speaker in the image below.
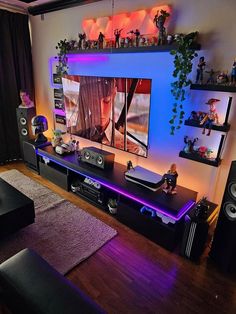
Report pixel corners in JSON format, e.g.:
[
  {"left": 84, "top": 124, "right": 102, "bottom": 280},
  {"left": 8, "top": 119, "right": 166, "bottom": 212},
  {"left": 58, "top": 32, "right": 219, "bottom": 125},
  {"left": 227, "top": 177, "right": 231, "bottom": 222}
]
[
  {"left": 209, "top": 160, "right": 236, "bottom": 273},
  {"left": 16, "top": 107, "right": 36, "bottom": 156}
]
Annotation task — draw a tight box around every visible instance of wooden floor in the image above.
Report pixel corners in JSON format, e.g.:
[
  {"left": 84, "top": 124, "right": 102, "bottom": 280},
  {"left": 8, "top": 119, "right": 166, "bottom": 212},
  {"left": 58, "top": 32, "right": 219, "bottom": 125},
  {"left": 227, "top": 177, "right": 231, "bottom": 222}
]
[{"left": 0, "top": 162, "right": 236, "bottom": 314}]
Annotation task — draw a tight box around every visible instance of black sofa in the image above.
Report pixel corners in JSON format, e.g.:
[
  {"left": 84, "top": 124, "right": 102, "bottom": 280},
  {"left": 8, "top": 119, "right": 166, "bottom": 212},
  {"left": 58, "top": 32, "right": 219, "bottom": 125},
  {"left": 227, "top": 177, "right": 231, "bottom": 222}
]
[{"left": 0, "top": 248, "right": 105, "bottom": 314}]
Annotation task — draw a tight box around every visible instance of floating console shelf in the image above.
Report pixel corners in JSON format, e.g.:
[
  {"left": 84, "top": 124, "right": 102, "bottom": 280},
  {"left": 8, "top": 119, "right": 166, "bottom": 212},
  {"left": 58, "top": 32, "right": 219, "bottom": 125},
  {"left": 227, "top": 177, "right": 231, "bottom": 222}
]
[{"left": 36, "top": 145, "right": 198, "bottom": 251}]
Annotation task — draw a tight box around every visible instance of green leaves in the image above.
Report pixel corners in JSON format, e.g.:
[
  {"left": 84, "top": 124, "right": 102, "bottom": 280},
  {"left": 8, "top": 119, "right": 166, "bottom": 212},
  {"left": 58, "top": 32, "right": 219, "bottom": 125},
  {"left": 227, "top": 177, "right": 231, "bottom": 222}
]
[{"left": 169, "top": 32, "right": 198, "bottom": 135}]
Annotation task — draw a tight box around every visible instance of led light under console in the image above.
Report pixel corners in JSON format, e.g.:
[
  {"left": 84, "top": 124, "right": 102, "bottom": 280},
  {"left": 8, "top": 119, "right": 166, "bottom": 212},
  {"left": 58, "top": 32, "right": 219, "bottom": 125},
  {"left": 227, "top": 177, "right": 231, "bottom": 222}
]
[{"left": 36, "top": 150, "right": 196, "bottom": 222}]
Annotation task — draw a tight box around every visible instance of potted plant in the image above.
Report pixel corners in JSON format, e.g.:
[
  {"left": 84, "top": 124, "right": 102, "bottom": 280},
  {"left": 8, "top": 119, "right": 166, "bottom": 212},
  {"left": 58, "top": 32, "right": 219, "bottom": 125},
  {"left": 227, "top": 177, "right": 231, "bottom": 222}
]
[
  {"left": 107, "top": 198, "right": 118, "bottom": 215},
  {"left": 169, "top": 31, "right": 199, "bottom": 135}
]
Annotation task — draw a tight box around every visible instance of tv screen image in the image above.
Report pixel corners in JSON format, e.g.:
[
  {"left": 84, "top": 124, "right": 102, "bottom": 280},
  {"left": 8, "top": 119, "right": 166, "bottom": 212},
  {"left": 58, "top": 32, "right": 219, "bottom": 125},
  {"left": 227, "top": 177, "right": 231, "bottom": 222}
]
[{"left": 62, "top": 75, "right": 151, "bottom": 157}]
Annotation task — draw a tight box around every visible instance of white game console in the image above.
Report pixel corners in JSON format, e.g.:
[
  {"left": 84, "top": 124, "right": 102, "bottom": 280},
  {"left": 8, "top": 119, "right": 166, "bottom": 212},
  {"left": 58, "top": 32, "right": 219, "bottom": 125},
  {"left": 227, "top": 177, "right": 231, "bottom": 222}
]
[{"left": 125, "top": 166, "right": 164, "bottom": 191}]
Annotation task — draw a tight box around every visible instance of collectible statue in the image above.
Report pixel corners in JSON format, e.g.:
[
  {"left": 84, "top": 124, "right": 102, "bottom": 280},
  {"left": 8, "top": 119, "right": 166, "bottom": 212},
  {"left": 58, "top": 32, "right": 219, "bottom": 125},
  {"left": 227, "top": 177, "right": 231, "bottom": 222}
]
[
  {"left": 31, "top": 115, "right": 48, "bottom": 144},
  {"left": 128, "top": 29, "right": 141, "bottom": 47},
  {"left": 78, "top": 32, "right": 86, "bottom": 50},
  {"left": 98, "top": 32, "right": 105, "bottom": 49},
  {"left": 200, "top": 98, "right": 220, "bottom": 136},
  {"left": 216, "top": 71, "right": 229, "bottom": 84},
  {"left": 19, "top": 89, "right": 34, "bottom": 108},
  {"left": 195, "top": 56, "right": 206, "bottom": 84},
  {"left": 197, "top": 146, "right": 213, "bottom": 159},
  {"left": 51, "top": 129, "right": 63, "bottom": 148},
  {"left": 162, "top": 163, "right": 178, "bottom": 195},
  {"left": 205, "top": 69, "right": 217, "bottom": 84},
  {"left": 127, "top": 160, "right": 134, "bottom": 171},
  {"left": 114, "top": 28, "right": 123, "bottom": 48},
  {"left": 153, "top": 9, "right": 170, "bottom": 45},
  {"left": 183, "top": 136, "right": 199, "bottom": 153},
  {"left": 230, "top": 58, "right": 236, "bottom": 85}
]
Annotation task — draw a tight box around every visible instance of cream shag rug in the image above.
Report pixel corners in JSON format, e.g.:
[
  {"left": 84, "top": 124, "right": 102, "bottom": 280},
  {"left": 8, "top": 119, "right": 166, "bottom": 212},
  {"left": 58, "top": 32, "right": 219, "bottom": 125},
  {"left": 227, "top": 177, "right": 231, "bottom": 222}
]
[{"left": 0, "top": 169, "right": 117, "bottom": 274}]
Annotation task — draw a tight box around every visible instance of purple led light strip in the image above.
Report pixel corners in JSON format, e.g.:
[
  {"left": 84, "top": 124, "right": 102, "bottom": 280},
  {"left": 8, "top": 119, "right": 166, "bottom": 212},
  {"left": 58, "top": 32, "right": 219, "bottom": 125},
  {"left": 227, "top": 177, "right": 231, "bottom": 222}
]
[{"left": 37, "top": 150, "right": 195, "bottom": 221}]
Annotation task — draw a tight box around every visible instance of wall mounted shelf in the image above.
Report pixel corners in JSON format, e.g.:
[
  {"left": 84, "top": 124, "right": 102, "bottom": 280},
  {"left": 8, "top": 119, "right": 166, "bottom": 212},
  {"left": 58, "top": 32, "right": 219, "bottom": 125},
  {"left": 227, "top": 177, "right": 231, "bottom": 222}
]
[
  {"left": 68, "top": 43, "right": 201, "bottom": 55},
  {"left": 191, "top": 84, "right": 236, "bottom": 93},
  {"left": 184, "top": 119, "right": 230, "bottom": 132},
  {"left": 179, "top": 151, "right": 221, "bottom": 167}
]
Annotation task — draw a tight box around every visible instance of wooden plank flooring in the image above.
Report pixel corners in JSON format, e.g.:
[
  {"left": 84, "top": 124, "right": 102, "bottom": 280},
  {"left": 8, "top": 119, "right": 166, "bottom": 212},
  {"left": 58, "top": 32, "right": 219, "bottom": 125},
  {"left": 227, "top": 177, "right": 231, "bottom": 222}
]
[{"left": 0, "top": 162, "right": 235, "bottom": 314}]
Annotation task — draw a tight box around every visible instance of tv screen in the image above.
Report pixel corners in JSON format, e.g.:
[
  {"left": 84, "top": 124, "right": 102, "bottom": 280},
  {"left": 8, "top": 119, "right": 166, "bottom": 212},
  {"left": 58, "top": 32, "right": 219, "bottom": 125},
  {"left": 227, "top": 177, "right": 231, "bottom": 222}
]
[{"left": 62, "top": 75, "right": 151, "bottom": 157}]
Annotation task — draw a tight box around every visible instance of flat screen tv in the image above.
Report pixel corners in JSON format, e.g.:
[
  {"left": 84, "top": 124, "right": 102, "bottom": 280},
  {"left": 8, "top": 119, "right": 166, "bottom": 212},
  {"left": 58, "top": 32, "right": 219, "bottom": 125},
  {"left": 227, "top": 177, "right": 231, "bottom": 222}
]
[{"left": 62, "top": 75, "right": 152, "bottom": 157}]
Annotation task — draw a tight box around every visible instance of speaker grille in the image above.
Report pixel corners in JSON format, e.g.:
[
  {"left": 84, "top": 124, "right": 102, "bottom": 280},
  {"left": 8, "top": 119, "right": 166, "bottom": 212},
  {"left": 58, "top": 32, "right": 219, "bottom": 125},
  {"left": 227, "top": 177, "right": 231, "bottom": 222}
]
[
  {"left": 209, "top": 160, "right": 236, "bottom": 272},
  {"left": 228, "top": 182, "right": 236, "bottom": 200},
  {"left": 224, "top": 202, "right": 236, "bottom": 221}
]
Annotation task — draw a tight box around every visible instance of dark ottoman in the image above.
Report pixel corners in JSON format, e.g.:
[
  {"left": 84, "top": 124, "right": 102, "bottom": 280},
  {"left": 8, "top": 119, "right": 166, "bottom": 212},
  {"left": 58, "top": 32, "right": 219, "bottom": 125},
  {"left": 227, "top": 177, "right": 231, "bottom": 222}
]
[{"left": 0, "top": 178, "right": 35, "bottom": 238}]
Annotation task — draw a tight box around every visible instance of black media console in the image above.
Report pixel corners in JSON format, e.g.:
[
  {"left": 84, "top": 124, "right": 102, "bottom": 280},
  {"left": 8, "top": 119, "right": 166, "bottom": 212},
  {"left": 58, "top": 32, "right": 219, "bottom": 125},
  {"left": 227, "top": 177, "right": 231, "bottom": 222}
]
[{"left": 36, "top": 145, "right": 198, "bottom": 251}]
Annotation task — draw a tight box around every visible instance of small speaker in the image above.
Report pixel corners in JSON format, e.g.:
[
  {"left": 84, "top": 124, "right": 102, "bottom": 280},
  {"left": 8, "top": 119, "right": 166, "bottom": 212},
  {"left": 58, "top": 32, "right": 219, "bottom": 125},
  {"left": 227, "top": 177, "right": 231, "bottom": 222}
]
[
  {"left": 16, "top": 108, "right": 36, "bottom": 153},
  {"left": 209, "top": 160, "right": 236, "bottom": 273},
  {"left": 81, "top": 147, "right": 114, "bottom": 170}
]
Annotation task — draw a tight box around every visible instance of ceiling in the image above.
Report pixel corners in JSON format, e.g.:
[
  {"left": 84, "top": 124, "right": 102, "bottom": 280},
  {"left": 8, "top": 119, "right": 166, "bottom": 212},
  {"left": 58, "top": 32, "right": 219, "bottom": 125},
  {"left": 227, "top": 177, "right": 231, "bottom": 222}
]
[
  {"left": 0, "top": 0, "right": 102, "bottom": 15},
  {"left": 0, "top": 0, "right": 56, "bottom": 10}
]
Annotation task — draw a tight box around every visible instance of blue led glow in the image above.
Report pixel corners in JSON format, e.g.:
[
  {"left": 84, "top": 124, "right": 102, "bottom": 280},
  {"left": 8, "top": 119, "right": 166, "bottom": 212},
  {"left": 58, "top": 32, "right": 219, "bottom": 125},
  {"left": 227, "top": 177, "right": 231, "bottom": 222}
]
[{"left": 36, "top": 149, "right": 195, "bottom": 221}]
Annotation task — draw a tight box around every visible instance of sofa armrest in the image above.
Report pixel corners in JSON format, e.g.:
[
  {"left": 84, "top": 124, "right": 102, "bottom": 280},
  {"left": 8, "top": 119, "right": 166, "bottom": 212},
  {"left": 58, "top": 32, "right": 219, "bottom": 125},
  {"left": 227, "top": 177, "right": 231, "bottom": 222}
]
[{"left": 0, "top": 248, "right": 104, "bottom": 314}]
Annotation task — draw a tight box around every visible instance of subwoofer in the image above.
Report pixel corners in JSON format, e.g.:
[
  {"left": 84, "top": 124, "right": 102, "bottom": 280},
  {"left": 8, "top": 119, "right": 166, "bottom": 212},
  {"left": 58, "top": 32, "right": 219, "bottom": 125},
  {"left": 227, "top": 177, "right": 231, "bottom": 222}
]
[
  {"left": 80, "top": 147, "right": 114, "bottom": 170},
  {"left": 16, "top": 107, "right": 36, "bottom": 149},
  {"left": 209, "top": 160, "right": 236, "bottom": 273}
]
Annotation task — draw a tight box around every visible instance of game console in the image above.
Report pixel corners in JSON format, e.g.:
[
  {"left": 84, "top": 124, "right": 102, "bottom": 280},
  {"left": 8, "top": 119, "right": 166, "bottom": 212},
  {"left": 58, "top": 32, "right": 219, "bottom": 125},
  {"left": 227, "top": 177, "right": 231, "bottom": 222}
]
[{"left": 125, "top": 166, "right": 164, "bottom": 191}]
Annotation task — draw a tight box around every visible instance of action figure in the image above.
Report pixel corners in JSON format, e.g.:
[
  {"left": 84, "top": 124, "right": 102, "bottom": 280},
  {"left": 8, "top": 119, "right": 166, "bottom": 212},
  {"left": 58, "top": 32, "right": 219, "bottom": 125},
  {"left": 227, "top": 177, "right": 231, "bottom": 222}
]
[
  {"left": 205, "top": 69, "right": 216, "bottom": 84},
  {"left": 216, "top": 71, "right": 229, "bottom": 84},
  {"left": 114, "top": 28, "right": 123, "bottom": 48},
  {"left": 183, "top": 136, "right": 199, "bottom": 153},
  {"left": 153, "top": 9, "right": 170, "bottom": 45},
  {"left": 230, "top": 58, "right": 236, "bottom": 85},
  {"left": 162, "top": 163, "right": 178, "bottom": 195},
  {"left": 127, "top": 160, "right": 134, "bottom": 171},
  {"left": 200, "top": 98, "right": 220, "bottom": 136},
  {"left": 98, "top": 32, "right": 105, "bottom": 49},
  {"left": 196, "top": 56, "right": 206, "bottom": 84},
  {"left": 128, "top": 29, "right": 141, "bottom": 47},
  {"left": 78, "top": 32, "right": 86, "bottom": 50}
]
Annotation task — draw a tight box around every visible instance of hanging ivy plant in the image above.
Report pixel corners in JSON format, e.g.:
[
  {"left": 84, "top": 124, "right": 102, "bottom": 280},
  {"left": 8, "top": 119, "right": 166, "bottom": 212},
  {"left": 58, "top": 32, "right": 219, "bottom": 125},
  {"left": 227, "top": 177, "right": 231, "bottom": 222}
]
[
  {"left": 169, "top": 31, "right": 199, "bottom": 135},
  {"left": 55, "top": 39, "right": 71, "bottom": 76}
]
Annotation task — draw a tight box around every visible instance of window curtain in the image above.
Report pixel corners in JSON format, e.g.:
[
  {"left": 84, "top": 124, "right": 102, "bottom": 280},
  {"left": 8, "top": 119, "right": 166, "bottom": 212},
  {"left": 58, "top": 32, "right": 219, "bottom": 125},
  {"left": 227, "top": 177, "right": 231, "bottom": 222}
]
[{"left": 0, "top": 9, "right": 34, "bottom": 164}]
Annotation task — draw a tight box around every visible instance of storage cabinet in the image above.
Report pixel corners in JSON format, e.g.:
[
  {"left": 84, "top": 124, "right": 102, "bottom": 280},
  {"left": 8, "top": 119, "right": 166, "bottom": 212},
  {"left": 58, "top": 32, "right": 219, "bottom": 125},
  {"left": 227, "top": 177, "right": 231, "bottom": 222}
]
[
  {"left": 179, "top": 84, "right": 233, "bottom": 167},
  {"left": 36, "top": 145, "right": 198, "bottom": 251}
]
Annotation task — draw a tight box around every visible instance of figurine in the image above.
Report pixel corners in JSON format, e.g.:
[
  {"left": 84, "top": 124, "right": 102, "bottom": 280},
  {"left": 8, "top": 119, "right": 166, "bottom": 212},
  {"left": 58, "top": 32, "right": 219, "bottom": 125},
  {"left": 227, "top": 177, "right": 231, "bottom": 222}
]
[
  {"left": 205, "top": 69, "right": 217, "bottom": 84},
  {"left": 153, "top": 9, "right": 170, "bottom": 45},
  {"left": 230, "top": 58, "right": 236, "bottom": 85},
  {"left": 197, "top": 146, "right": 213, "bottom": 159},
  {"left": 183, "top": 136, "right": 199, "bottom": 153},
  {"left": 188, "top": 111, "right": 206, "bottom": 122},
  {"left": 51, "top": 129, "right": 63, "bottom": 148},
  {"left": 98, "top": 32, "right": 105, "bottom": 49},
  {"left": 167, "top": 34, "right": 173, "bottom": 45},
  {"left": 195, "top": 57, "right": 206, "bottom": 84},
  {"left": 114, "top": 28, "right": 123, "bottom": 48},
  {"left": 128, "top": 29, "right": 140, "bottom": 47},
  {"left": 19, "top": 89, "right": 34, "bottom": 108},
  {"left": 216, "top": 71, "right": 229, "bottom": 84},
  {"left": 200, "top": 98, "right": 220, "bottom": 136},
  {"left": 78, "top": 32, "right": 86, "bottom": 50},
  {"left": 162, "top": 163, "right": 178, "bottom": 195},
  {"left": 127, "top": 160, "right": 134, "bottom": 171}
]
